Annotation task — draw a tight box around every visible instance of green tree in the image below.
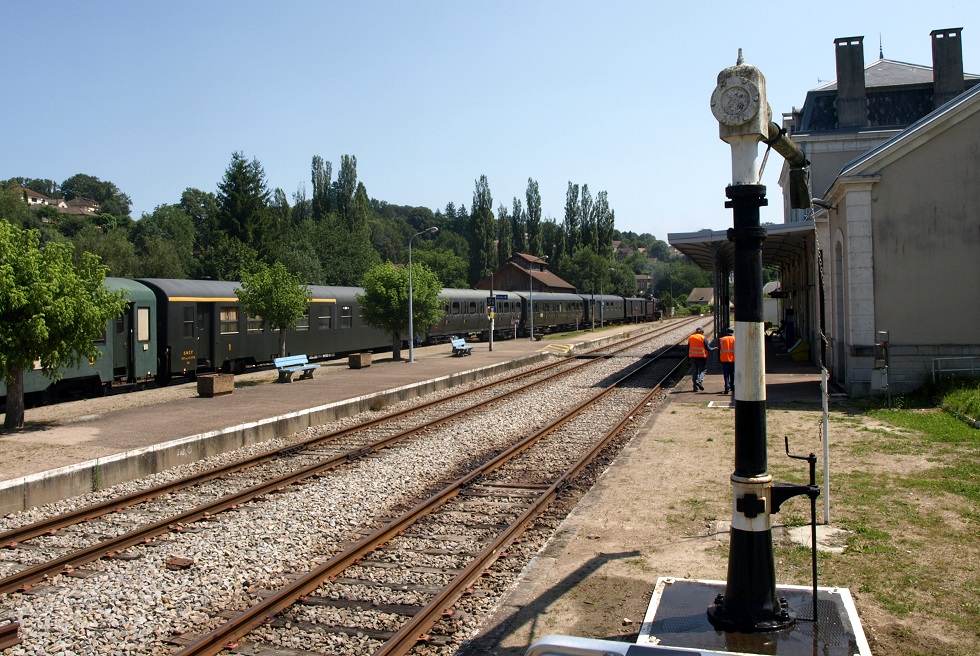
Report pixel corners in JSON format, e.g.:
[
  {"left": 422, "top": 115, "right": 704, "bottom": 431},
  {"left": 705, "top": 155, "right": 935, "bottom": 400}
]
[
  {"left": 0, "top": 188, "right": 32, "bottom": 229},
  {"left": 357, "top": 261, "right": 442, "bottom": 360},
  {"left": 180, "top": 187, "right": 221, "bottom": 264},
  {"left": 311, "top": 155, "right": 333, "bottom": 221},
  {"left": 197, "top": 234, "right": 261, "bottom": 281},
  {"left": 559, "top": 246, "right": 613, "bottom": 298},
  {"left": 510, "top": 197, "right": 527, "bottom": 254},
  {"left": 581, "top": 184, "right": 597, "bottom": 254},
  {"left": 131, "top": 204, "right": 196, "bottom": 276},
  {"left": 496, "top": 203, "right": 513, "bottom": 265},
  {"left": 413, "top": 247, "right": 468, "bottom": 288},
  {"left": 0, "top": 222, "right": 127, "bottom": 429},
  {"left": 61, "top": 173, "right": 132, "bottom": 217},
  {"left": 595, "top": 190, "right": 616, "bottom": 256},
  {"left": 563, "top": 182, "right": 581, "bottom": 252},
  {"left": 468, "top": 175, "right": 495, "bottom": 286},
  {"left": 235, "top": 262, "right": 312, "bottom": 358},
  {"left": 315, "top": 218, "right": 380, "bottom": 285},
  {"left": 70, "top": 225, "right": 139, "bottom": 277},
  {"left": 3, "top": 178, "right": 60, "bottom": 197},
  {"left": 335, "top": 154, "right": 358, "bottom": 231},
  {"left": 609, "top": 261, "right": 636, "bottom": 296},
  {"left": 216, "top": 152, "right": 272, "bottom": 256},
  {"left": 267, "top": 219, "right": 323, "bottom": 285},
  {"left": 525, "top": 178, "right": 542, "bottom": 255}
]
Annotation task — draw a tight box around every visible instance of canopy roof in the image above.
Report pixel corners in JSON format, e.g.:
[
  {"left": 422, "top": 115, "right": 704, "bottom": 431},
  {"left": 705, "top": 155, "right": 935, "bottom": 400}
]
[{"left": 667, "top": 220, "right": 815, "bottom": 271}]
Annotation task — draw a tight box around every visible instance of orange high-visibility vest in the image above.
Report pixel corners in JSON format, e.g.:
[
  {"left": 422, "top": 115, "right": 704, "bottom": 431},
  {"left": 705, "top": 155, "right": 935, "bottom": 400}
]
[
  {"left": 719, "top": 335, "right": 735, "bottom": 363},
  {"left": 688, "top": 333, "right": 708, "bottom": 358}
]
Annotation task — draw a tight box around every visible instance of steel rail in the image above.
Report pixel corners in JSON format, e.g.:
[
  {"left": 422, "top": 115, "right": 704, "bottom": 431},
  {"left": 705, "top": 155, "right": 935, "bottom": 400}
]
[
  {"left": 374, "top": 347, "right": 690, "bottom": 656},
  {"left": 174, "top": 344, "right": 689, "bottom": 656},
  {"left": 0, "top": 325, "right": 687, "bottom": 594},
  {"left": 0, "top": 322, "right": 687, "bottom": 547}
]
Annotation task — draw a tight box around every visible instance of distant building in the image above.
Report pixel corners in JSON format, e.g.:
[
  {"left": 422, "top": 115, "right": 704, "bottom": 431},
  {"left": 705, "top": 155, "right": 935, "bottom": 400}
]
[
  {"left": 686, "top": 287, "right": 715, "bottom": 308},
  {"left": 9, "top": 186, "right": 100, "bottom": 219},
  {"left": 635, "top": 274, "right": 653, "bottom": 297},
  {"left": 475, "top": 253, "right": 576, "bottom": 293}
]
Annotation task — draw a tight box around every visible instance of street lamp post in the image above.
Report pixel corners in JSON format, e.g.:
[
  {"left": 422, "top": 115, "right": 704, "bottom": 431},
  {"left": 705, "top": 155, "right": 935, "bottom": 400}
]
[
  {"left": 408, "top": 226, "right": 439, "bottom": 363},
  {"left": 600, "top": 267, "right": 614, "bottom": 328},
  {"left": 528, "top": 255, "right": 547, "bottom": 340}
]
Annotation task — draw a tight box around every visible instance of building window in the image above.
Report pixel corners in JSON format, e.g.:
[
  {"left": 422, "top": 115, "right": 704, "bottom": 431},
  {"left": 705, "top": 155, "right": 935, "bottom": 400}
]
[
  {"left": 220, "top": 306, "right": 239, "bottom": 334},
  {"left": 183, "top": 306, "right": 195, "bottom": 339}
]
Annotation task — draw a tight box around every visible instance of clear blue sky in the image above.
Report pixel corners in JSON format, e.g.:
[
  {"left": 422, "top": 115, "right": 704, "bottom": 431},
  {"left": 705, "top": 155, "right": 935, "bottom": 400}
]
[{"left": 5, "top": 1, "right": 978, "bottom": 240}]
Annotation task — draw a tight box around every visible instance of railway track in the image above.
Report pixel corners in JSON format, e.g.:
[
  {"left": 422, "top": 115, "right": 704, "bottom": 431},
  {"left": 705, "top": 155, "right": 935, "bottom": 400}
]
[
  {"left": 0, "top": 319, "right": 701, "bottom": 654},
  {"left": 172, "top": 339, "right": 689, "bottom": 655}
]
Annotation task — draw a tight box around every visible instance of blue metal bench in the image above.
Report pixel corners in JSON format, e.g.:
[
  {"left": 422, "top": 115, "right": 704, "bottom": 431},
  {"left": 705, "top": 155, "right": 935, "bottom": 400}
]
[
  {"left": 273, "top": 354, "right": 320, "bottom": 383},
  {"left": 450, "top": 337, "right": 473, "bottom": 356}
]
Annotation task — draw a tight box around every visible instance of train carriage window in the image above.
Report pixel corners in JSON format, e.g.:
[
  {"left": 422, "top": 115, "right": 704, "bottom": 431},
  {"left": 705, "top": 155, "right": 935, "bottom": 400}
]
[
  {"left": 318, "top": 305, "right": 334, "bottom": 330},
  {"left": 182, "top": 306, "right": 195, "bottom": 339},
  {"left": 116, "top": 316, "right": 125, "bottom": 335},
  {"left": 340, "top": 305, "right": 353, "bottom": 328},
  {"left": 247, "top": 314, "right": 264, "bottom": 332},
  {"left": 94, "top": 328, "right": 107, "bottom": 345},
  {"left": 296, "top": 308, "right": 310, "bottom": 331},
  {"left": 451, "top": 301, "right": 461, "bottom": 316},
  {"left": 220, "top": 306, "right": 240, "bottom": 334},
  {"left": 137, "top": 307, "right": 151, "bottom": 342},
  {"left": 468, "top": 301, "right": 477, "bottom": 314}
]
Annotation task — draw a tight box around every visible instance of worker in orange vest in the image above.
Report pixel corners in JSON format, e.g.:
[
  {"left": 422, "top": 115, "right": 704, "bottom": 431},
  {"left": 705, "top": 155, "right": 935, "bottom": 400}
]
[
  {"left": 688, "top": 326, "right": 715, "bottom": 392},
  {"left": 719, "top": 327, "right": 735, "bottom": 394}
]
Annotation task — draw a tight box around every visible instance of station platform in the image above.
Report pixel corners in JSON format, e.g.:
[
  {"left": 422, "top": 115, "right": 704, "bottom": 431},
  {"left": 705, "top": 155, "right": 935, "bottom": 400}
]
[
  {"left": 0, "top": 321, "right": 826, "bottom": 522},
  {"left": 0, "top": 326, "right": 652, "bottom": 514}
]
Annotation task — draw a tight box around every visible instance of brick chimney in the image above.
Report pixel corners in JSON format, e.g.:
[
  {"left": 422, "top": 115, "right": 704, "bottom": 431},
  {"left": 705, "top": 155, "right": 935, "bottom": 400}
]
[
  {"left": 931, "top": 28, "right": 965, "bottom": 108},
  {"left": 835, "top": 36, "right": 868, "bottom": 128}
]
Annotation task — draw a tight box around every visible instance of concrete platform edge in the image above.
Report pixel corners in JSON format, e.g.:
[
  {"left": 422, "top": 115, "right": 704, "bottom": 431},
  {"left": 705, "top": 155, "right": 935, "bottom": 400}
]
[{"left": 0, "top": 352, "right": 551, "bottom": 515}]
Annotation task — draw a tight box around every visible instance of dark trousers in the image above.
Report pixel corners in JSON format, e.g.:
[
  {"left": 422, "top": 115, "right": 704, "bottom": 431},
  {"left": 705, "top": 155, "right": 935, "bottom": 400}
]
[
  {"left": 690, "top": 357, "right": 708, "bottom": 388},
  {"left": 722, "top": 361, "right": 734, "bottom": 392}
]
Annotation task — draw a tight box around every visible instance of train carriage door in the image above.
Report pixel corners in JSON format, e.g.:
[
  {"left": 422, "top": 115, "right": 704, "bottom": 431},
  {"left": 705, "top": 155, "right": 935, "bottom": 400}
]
[
  {"left": 112, "top": 304, "right": 132, "bottom": 383},
  {"left": 134, "top": 305, "right": 152, "bottom": 381},
  {"left": 197, "top": 305, "right": 214, "bottom": 371}
]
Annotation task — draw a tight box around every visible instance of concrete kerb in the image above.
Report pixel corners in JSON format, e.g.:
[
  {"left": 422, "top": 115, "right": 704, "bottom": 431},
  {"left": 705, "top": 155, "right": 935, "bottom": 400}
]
[{"left": 0, "top": 351, "right": 555, "bottom": 515}]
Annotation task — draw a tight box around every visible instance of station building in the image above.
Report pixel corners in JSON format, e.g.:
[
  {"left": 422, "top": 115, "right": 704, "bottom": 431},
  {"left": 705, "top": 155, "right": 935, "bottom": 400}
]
[{"left": 670, "top": 28, "right": 980, "bottom": 396}]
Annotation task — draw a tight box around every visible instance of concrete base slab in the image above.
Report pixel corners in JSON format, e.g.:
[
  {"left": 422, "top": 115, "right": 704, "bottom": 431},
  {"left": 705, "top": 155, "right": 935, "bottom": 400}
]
[{"left": 639, "top": 578, "right": 872, "bottom": 656}]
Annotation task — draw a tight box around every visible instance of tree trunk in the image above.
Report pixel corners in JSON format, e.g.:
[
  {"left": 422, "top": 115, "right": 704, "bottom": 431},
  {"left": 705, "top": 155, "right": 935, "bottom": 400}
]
[
  {"left": 279, "top": 330, "right": 287, "bottom": 358},
  {"left": 3, "top": 365, "right": 26, "bottom": 430},
  {"left": 391, "top": 336, "right": 402, "bottom": 361}
]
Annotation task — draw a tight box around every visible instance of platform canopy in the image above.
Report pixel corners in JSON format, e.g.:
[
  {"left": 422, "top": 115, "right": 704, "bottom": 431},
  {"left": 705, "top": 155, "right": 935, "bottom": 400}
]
[{"left": 667, "top": 220, "right": 815, "bottom": 271}]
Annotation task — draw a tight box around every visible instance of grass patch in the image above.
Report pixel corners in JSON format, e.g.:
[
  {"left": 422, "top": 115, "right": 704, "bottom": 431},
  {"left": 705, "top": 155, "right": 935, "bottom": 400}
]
[{"left": 773, "top": 392, "right": 980, "bottom": 654}]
